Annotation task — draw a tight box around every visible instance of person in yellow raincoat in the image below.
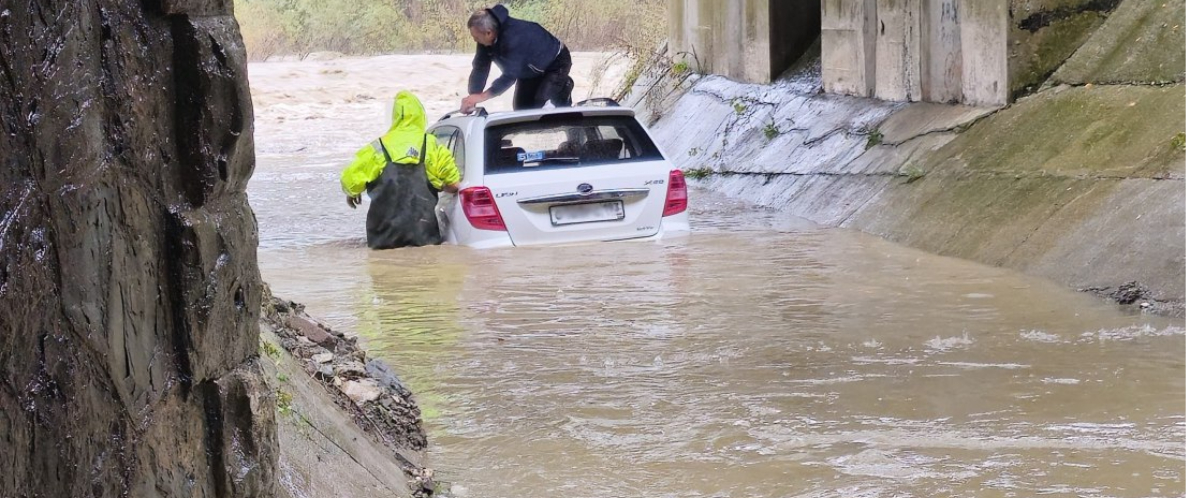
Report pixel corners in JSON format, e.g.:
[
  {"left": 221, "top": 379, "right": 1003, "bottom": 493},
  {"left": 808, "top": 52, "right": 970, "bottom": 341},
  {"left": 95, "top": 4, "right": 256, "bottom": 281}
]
[{"left": 341, "top": 91, "right": 461, "bottom": 249}]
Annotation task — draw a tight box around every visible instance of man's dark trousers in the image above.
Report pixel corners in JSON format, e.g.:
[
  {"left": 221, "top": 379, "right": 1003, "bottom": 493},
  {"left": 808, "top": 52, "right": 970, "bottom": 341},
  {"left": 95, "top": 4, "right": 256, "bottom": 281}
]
[{"left": 512, "top": 46, "right": 574, "bottom": 110}]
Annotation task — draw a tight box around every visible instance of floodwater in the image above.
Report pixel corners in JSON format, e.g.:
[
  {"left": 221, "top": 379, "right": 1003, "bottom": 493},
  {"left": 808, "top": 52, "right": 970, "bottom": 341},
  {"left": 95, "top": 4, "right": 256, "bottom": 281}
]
[{"left": 249, "top": 54, "right": 1185, "bottom": 498}]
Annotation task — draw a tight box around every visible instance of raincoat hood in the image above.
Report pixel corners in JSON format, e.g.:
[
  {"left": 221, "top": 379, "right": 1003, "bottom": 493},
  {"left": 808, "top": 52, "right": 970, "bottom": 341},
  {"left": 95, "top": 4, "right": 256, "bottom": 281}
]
[
  {"left": 341, "top": 89, "right": 460, "bottom": 198},
  {"left": 388, "top": 91, "right": 427, "bottom": 134},
  {"left": 489, "top": 4, "right": 510, "bottom": 26}
]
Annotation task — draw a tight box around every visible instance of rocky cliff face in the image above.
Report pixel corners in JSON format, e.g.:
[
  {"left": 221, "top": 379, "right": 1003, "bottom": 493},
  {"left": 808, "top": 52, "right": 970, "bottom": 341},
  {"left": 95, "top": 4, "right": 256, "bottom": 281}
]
[{"left": 0, "top": 0, "right": 276, "bottom": 495}]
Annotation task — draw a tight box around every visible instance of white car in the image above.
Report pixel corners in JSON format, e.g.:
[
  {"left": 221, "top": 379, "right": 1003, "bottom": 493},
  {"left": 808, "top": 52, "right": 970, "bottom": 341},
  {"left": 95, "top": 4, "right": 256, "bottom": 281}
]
[{"left": 428, "top": 100, "right": 690, "bottom": 248}]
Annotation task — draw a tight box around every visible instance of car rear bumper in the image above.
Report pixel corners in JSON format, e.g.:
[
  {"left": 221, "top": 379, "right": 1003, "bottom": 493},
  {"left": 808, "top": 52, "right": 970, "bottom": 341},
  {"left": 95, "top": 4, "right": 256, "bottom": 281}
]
[{"left": 451, "top": 214, "right": 690, "bottom": 249}]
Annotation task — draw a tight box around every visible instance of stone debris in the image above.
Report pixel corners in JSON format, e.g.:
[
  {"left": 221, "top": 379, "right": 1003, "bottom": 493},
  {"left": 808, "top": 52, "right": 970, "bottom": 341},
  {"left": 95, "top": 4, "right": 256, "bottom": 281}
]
[
  {"left": 262, "top": 292, "right": 434, "bottom": 496},
  {"left": 333, "top": 361, "right": 368, "bottom": 380},
  {"left": 285, "top": 314, "right": 338, "bottom": 347},
  {"left": 341, "top": 379, "right": 383, "bottom": 405}
]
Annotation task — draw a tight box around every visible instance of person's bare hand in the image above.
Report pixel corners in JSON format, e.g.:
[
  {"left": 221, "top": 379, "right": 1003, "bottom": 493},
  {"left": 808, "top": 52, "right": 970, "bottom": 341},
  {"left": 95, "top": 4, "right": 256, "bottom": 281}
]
[
  {"left": 460, "top": 96, "right": 479, "bottom": 114},
  {"left": 346, "top": 195, "right": 362, "bottom": 209},
  {"left": 461, "top": 92, "right": 488, "bottom": 114}
]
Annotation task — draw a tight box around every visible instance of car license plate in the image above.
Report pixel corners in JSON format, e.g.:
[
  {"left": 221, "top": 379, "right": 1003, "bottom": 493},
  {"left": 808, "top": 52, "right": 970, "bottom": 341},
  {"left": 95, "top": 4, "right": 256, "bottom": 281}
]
[{"left": 549, "top": 201, "right": 624, "bottom": 226}]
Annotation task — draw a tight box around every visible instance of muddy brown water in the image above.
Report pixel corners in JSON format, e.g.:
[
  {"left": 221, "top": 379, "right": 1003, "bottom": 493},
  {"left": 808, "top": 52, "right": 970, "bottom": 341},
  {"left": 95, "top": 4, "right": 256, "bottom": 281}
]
[{"left": 250, "top": 55, "right": 1184, "bottom": 498}]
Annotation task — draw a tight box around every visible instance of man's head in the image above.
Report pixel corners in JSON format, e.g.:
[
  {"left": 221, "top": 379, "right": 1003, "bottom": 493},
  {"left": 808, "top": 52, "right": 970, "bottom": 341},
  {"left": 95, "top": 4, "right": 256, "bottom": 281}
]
[{"left": 467, "top": 9, "right": 498, "bottom": 46}]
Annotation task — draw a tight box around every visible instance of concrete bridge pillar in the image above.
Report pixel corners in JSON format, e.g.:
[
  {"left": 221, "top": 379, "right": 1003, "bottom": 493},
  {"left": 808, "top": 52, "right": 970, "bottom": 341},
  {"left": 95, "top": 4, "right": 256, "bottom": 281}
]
[
  {"left": 874, "top": 0, "right": 924, "bottom": 102},
  {"left": 667, "top": 0, "right": 821, "bottom": 84},
  {"left": 958, "top": 0, "right": 1009, "bottom": 106},
  {"left": 824, "top": 0, "right": 1009, "bottom": 106},
  {"left": 821, "top": 0, "right": 878, "bottom": 97},
  {"left": 669, "top": 0, "right": 1011, "bottom": 106},
  {"left": 920, "top": 0, "right": 964, "bottom": 103}
]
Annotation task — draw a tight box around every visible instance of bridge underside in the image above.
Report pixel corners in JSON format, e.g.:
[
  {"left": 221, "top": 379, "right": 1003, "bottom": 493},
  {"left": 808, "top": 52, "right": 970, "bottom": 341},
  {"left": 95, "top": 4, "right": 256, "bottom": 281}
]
[{"left": 669, "top": 0, "right": 1019, "bottom": 107}]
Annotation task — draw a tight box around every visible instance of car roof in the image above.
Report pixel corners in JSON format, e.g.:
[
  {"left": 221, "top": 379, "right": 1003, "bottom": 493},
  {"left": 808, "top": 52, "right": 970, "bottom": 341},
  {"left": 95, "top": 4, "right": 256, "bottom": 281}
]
[{"left": 434, "top": 104, "right": 636, "bottom": 129}]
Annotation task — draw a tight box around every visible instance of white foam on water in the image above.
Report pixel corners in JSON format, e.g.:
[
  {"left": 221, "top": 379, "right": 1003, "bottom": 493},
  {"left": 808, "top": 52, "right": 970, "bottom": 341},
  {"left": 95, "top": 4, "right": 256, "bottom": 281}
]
[
  {"left": 1020, "top": 330, "right": 1064, "bottom": 343},
  {"left": 925, "top": 332, "right": 974, "bottom": 351},
  {"left": 1045, "top": 422, "right": 1137, "bottom": 437},
  {"left": 1035, "top": 484, "right": 1102, "bottom": 495},
  {"left": 851, "top": 356, "right": 921, "bottom": 365},
  {"left": 826, "top": 449, "right": 979, "bottom": 481},
  {"left": 1082, "top": 324, "right": 1186, "bottom": 342},
  {"left": 936, "top": 362, "right": 1029, "bottom": 370}
]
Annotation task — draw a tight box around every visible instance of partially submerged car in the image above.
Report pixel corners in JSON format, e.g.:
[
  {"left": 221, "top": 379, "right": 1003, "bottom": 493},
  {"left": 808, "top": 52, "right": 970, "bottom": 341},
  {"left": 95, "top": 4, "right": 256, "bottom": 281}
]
[{"left": 428, "top": 99, "right": 690, "bottom": 248}]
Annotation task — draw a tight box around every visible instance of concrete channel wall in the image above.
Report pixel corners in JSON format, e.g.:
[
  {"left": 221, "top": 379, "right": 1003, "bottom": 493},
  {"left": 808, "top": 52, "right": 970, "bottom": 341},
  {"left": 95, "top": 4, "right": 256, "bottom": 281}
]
[{"left": 639, "top": 0, "right": 1185, "bottom": 309}]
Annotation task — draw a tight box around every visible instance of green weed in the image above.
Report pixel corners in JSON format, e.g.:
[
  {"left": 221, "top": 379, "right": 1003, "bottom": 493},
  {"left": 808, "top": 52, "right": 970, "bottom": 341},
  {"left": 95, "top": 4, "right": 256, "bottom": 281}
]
[
  {"left": 671, "top": 60, "right": 690, "bottom": 76},
  {"left": 901, "top": 164, "right": 926, "bottom": 183},
  {"left": 763, "top": 120, "right": 780, "bottom": 140},
  {"left": 260, "top": 340, "right": 281, "bottom": 360},
  {"left": 277, "top": 388, "right": 294, "bottom": 416},
  {"left": 865, "top": 129, "right": 883, "bottom": 150}
]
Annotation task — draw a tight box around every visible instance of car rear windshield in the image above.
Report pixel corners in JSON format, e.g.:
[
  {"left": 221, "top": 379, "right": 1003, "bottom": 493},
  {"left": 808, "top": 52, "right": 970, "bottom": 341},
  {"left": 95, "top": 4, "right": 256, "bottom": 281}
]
[{"left": 484, "top": 114, "right": 665, "bottom": 174}]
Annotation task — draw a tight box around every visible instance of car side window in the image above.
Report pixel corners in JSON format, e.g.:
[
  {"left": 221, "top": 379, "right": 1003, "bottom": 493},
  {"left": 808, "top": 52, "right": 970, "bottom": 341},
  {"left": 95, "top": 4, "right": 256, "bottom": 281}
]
[
  {"left": 431, "top": 126, "right": 463, "bottom": 180},
  {"left": 449, "top": 129, "right": 465, "bottom": 175}
]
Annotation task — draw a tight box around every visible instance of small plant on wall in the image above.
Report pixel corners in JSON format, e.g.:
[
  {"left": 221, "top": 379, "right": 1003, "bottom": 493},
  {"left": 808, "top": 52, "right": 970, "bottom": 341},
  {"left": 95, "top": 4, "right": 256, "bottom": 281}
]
[
  {"left": 763, "top": 119, "right": 781, "bottom": 140},
  {"left": 865, "top": 128, "right": 883, "bottom": 150},
  {"left": 732, "top": 99, "right": 747, "bottom": 115},
  {"left": 900, "top": 164, "right": 926, "bottom": 184}
]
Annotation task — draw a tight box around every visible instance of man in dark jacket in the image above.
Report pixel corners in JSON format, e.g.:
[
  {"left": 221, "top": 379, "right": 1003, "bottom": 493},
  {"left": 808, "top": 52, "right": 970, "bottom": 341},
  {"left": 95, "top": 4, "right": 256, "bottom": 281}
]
[{"left": 460, "top": 4, "right": 574, "bottom": 113}]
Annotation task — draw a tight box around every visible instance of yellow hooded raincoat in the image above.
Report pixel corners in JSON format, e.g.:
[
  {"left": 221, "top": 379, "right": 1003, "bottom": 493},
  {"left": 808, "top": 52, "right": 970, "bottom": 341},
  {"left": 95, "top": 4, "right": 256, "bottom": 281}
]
[{"left": 340, "top": 91, "right": 460, "bottom": 196}]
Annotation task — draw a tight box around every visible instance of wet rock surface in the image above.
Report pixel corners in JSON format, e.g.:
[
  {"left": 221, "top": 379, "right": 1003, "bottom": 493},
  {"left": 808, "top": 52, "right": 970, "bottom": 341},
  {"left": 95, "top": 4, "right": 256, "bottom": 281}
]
[
  {"left": 0, "top": 0, "right": 275, "bottom": 496},
  {"left": 262, "top": 293, "right": 433, "bottom": 496},
  {"left": 1082, "top": 281, "right": 1184, "bottom": 316}
]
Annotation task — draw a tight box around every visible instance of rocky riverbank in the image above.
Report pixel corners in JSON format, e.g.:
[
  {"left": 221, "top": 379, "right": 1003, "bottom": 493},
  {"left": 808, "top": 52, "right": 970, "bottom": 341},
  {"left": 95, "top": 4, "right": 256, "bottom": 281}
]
[{"left": 261, "top": 290, "right": 433, "bottom": 497}]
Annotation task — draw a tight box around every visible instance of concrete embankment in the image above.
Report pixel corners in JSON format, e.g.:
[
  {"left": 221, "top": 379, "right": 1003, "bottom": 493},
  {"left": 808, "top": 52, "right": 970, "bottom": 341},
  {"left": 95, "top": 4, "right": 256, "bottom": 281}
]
[{"left": 632, "top": 0, "right": 1184, "bottom": 313}]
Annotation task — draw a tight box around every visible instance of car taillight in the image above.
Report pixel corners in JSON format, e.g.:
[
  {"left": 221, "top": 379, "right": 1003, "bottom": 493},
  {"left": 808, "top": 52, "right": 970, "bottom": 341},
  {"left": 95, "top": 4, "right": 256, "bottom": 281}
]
[
  {"left": 663, "top": 169, "right": 688, "bottom": 217},
  {"left": 460, "top": 186, "right": 507, "bottom": 231}
]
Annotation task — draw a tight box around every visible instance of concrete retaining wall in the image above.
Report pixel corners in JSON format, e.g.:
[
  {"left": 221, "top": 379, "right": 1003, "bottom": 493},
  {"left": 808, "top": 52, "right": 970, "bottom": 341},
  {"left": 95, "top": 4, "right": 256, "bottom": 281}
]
[
  {"left": 633, "top": 0, "right": 1186, "bottom": 307},
  {"left": 646, "top": 77, "right": 1184, "bottom": 305}
]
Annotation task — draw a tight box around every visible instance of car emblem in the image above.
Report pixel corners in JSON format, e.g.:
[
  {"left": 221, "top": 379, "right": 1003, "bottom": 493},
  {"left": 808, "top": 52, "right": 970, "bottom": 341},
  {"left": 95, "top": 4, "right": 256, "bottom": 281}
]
[{"left": 577, "top": 183, "right": 594, "bottom": 194}]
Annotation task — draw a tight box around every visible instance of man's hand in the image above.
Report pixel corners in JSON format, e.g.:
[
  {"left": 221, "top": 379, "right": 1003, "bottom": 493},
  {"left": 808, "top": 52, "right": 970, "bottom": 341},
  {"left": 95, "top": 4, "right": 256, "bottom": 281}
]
[
  {"left": 441, "top": 182, "right": 460, "bottom": 194},
  {"left": 461, "top": 92, "right": 491, "bottom": 114},
  {"left": 346, "top": 194, "right": 362, "bottom": 209}
]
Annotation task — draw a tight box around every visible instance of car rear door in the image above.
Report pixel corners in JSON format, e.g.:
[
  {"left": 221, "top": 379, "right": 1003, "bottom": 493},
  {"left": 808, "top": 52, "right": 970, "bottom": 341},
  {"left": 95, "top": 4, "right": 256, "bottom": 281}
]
[
  {"left": 480, "top": 111, "right": 672, "bottom": 246},
  {"left": 429, "top": 125, "right": 463, "bottom": 239}
]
